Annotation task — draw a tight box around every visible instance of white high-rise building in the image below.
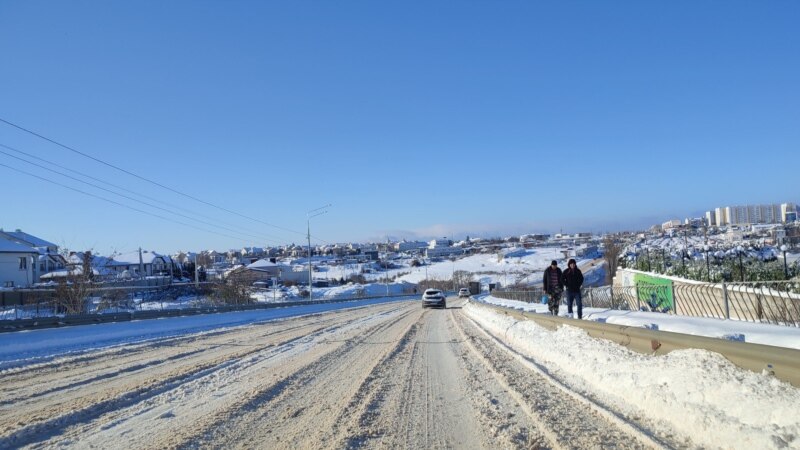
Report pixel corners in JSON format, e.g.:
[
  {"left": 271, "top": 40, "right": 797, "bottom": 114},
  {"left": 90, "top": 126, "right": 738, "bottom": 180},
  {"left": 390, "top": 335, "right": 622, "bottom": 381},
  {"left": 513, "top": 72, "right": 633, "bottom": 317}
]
[
  {"left": 712, "top": 203, "right": 787, "bottom": 226},
  {"left": 705, "top": 210, "right": 716, "bottom": 227},
  {"left": 781, "top": 203, "right": 797, "bottom": 222},
  {"left": 714, "top": 207, "right": 729, "bottom": 226}
]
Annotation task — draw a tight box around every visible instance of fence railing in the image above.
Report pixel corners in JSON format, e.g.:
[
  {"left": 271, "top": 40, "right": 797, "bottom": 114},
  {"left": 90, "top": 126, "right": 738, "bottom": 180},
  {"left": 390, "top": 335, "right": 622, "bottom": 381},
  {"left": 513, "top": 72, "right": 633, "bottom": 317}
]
[
  {"left": 0, "top": 281, "right": 418, "bottom": 321},
  {"left": 491, "top": 281, "right": 800, "bottom": 327},
  {"left": 0, "top": 283, "right": 218, "bottom": 320},
  {"left": 0, "top": 293, "right": 418, "bottom": 333}
]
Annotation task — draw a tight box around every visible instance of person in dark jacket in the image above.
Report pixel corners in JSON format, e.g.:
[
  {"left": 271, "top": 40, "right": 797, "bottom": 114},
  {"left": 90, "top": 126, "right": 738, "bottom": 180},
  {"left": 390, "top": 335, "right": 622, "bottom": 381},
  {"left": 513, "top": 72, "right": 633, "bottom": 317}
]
[
  {"left": 542, "top": 260, "right": 563, "bottom": 315},
  {"left": 563, "top": 258, "right": 584, "bottom": 319}
]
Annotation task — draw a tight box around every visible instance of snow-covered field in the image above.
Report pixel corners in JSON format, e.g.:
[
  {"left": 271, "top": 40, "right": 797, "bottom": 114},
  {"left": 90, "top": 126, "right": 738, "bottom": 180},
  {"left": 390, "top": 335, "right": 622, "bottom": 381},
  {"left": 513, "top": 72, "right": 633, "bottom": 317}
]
[
  {"left": 391, "top": 246, "right": 598, "bottom": 287},
  {"left": 301, "top": 246, "right": 598, "bottom": 289}
]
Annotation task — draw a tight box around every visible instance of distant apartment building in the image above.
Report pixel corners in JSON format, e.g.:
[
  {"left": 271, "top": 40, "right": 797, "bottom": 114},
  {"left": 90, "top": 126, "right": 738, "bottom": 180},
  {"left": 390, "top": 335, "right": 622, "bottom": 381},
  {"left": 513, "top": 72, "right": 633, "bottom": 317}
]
[
  {"left": 710, "top": 203, "right": 794, "bottom": 226},
  {"left": 428, "top": 238, "right": 452, "bottom": 249},
  {"left": 705, "top": 210, "right": 716, "bottom": 227},
  {"left": 684, "top": 217, "right": 704, "bottom": 228},
  {"left": 714, "top": 207, "right": 729, "bottom": 227},
  {"left": 781, "top": 203, "right": 797, "bottom": 222},
  {"left": 662, "top": 219, "right": 681, "bottom": 229},
  {"left": 394, "top": 240, "right": 428, "bottom": 252}
]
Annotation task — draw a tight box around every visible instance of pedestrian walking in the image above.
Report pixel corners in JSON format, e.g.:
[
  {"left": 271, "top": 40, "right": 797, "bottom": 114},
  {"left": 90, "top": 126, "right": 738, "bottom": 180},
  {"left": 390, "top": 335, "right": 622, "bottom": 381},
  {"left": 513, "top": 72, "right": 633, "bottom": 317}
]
[
  {"left": 542, "top": 260, "right": 563, "bottom": 316},
  {"left": 563, "top": 258, "right": 584, "bottom": 319}
]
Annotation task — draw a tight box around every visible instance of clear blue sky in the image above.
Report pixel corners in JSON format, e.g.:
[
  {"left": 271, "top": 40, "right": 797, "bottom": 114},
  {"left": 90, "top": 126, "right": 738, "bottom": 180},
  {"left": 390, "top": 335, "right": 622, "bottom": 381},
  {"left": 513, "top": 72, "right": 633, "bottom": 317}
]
[{"left": 1, "top": 1, "right": 798, "bottom": 254}]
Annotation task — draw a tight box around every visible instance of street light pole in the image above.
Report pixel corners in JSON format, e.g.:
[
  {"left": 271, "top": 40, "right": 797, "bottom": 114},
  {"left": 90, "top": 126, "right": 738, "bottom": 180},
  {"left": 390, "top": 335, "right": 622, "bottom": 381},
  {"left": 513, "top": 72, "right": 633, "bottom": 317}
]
[
  {"left": 680, "top": 245, "right": 686, "bottom": 275},
  {"left": 704, "top": 244, "right": 710, "bottom": 282},
  {"left": 307, "top": 204, "right": 330, "bottom": 300},
  {"left": 781, "top": 244, "right": 789, "bottom": 279}
]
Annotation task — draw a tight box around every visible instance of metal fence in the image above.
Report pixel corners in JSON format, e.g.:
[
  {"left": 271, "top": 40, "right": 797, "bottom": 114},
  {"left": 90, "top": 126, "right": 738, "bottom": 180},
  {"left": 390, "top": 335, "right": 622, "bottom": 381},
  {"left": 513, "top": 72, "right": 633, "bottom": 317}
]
[
  {"left": 491, "top": 281, "right": 800, "bottom": 327},
  {"left": 0, "top": 281, "right": 418, "bottom": 321},
  {"left": 0, "top": 282, "right": 218, "bottom": 320}
]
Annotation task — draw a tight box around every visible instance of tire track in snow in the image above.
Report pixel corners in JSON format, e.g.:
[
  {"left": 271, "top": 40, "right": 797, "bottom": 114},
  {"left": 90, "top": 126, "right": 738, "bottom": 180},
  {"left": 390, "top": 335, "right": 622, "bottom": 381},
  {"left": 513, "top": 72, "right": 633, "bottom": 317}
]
[
  {"left": 0, "top": 302, "right": 412, "bottom": 449},
  {"left": 455, "top": 308, "right": 670, "bottom": 449}
]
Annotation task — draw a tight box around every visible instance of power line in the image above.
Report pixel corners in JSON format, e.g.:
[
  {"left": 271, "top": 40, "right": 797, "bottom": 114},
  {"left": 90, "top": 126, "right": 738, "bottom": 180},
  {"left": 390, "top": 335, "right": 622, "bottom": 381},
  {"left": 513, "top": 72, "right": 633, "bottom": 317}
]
[
  {"left": 0, "top": 117, "right": 309, "bottom": 238},
  {"left": 0, "top": 150, "right": 279, "bottom": 245},
  {"left": 0, "top": 142, "right": 289, "bottom": 244},
  {"left": 0, "top": 161, "right": 265, "bottom": 246}
]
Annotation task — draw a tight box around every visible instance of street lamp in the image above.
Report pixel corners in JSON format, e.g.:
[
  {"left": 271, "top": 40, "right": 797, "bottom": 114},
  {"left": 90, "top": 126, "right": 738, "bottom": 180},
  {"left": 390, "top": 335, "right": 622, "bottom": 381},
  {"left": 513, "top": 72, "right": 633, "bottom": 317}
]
[
  {"left": 680, "top": 245, "right": 686, "bottom": 275},
  {"left": 273, "top": 268, "right": 282, "bottom": 302},
  {"left": 781, "top": 244, "right": 789, "bottom": 279},
  {"left": 704, "top": 244, "right": 710, "bottom": 282},
  {"left": 736, "top": 245, "right": 745, "bottom": 282},
  {"left": 307, "top": 204, "right": 330, "bottom": 300}
]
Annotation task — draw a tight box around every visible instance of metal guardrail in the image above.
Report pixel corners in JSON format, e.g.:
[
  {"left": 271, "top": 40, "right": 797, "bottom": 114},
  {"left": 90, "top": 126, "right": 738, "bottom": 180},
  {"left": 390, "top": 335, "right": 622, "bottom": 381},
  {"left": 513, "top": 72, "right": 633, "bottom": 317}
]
[
  {"left": 470, "top": 300, "right": 800, "bottom": 387},
  {"left": 0, "top": 293, "right": 417, "bottom": 333},
  {"left": 492, "top": 281, "right": 800, "bottom": 327}
]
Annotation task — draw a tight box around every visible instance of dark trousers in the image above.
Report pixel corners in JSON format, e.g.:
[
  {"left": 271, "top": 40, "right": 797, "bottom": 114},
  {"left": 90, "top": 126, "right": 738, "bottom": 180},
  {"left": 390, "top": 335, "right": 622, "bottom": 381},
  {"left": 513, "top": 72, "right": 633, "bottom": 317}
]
[
  {"left": 567, "top": 290, "right": 582, "bottom": 318},
  {"left": 547, "top": 290, "right": 561, "bottom": 315}
]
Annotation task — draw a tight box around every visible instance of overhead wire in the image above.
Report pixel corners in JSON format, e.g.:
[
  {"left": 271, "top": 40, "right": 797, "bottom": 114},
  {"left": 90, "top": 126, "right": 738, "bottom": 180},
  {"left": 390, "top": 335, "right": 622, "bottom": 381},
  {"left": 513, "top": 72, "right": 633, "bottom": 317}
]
[
  {"left": 0, "top": 117, "right": 311, "bottom": 239},
  {"left": 0, "top": 161, "right": 266, "bottom": 246},
  {"left": 0, "top": 142, "right": 288, "bottom": 245},
  {"left": 0, "top": 117, "right": 334, "bottom": 245}
]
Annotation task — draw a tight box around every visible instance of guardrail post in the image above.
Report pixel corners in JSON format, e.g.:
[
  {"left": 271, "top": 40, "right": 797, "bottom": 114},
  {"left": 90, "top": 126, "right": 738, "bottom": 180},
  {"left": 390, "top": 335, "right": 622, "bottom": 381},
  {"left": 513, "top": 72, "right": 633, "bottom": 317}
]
[
  {"left": 722, "top": 282, "right": 730, "bottom": 320},
  {"left": 671, "top": 281, "right": 677, "bottom": 314}
]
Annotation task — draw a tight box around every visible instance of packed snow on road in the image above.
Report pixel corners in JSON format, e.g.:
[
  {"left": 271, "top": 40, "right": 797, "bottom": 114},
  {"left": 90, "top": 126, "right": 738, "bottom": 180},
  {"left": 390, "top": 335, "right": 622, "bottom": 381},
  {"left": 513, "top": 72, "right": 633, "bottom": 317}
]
[{"left": 1, "top": 297, "right": 798, "bottom": 449}]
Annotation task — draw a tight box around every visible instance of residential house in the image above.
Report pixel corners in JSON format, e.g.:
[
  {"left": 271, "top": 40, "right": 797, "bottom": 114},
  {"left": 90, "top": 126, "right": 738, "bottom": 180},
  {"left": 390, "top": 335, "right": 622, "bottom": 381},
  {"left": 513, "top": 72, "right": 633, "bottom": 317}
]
[
  {"left": 106, "top": 250, "right": 172, "bottom": 278},
  {"left": 0, "top": 229, "right": 70, "bottom": 283},
  {"left": 227, "top": 258, "right": 306, "bottom": 285},
  {"left": 0, "top": 229, "right": 58, "bottom": 253},
  {"left": 0, "top": 240, "right": 38, "bottom": 288}
]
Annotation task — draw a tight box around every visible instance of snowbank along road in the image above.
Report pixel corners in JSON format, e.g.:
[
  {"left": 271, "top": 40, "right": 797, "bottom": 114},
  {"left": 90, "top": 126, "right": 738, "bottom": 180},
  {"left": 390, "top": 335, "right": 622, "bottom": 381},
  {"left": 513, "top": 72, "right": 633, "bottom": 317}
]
[{"left": 0, "top": 298, "right": 780, "bottom": 449}]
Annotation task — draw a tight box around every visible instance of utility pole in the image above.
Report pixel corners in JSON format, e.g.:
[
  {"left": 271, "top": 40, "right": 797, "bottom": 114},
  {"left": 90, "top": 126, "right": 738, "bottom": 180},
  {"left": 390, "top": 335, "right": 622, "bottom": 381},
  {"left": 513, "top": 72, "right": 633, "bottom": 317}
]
[{"left": 307, "top": 204, "right": 330, "bottom": 300}]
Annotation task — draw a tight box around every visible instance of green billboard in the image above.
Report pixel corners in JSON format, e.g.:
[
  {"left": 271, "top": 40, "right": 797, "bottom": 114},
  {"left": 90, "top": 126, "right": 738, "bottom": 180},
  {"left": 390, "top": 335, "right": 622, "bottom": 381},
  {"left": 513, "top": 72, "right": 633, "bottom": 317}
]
[{"left": 633, "top": 272, "right": 674, "bottom": 312}]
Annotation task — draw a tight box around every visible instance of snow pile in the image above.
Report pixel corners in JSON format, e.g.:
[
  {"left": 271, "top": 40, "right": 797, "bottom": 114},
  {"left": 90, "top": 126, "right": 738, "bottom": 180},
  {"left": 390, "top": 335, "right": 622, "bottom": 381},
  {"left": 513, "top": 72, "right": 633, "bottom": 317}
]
[
  {"left": 464, "top": 302, "right": 800, "bottom": 449},
  {"left": 478, "top": 295, "right": 800, "bottom": 350}
]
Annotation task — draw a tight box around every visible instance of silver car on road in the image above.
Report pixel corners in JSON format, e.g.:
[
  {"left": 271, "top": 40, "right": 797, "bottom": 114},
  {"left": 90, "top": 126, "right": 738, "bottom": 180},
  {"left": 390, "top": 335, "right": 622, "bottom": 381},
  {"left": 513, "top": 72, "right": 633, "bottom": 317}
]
[{"left": 421, "top": 289, "right": 446, "bottom": 309}]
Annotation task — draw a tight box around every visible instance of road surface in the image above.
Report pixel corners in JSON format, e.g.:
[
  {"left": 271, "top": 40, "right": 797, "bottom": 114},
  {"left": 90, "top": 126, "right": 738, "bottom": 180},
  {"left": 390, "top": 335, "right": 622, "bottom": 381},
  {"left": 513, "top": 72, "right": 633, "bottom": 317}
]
[{"left": 0, "top": 298, "right": 678, "bottom": 449}]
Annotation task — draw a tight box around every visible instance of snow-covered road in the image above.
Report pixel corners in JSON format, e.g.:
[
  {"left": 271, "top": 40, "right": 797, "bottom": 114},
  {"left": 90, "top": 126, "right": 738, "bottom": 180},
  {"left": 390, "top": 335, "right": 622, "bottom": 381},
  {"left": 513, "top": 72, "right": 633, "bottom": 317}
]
[{"left": 1, "top": 298, "right": 797, "bottom": 449}]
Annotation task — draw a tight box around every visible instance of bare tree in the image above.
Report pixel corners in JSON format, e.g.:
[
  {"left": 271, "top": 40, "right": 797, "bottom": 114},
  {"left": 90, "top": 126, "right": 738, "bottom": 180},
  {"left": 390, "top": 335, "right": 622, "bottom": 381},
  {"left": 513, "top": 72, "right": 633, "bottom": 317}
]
[
  {"left": 213, "top": 275, "right": 253, "bottom": 305},
  {"left": 602, "top": 235, "right": 624, "bottom": 285},
  {"left": 55, "top": 251, "right": 93, "bottom": 314},
  {"left": 196, "top": 252, "right": 214, "bottom": 268}
]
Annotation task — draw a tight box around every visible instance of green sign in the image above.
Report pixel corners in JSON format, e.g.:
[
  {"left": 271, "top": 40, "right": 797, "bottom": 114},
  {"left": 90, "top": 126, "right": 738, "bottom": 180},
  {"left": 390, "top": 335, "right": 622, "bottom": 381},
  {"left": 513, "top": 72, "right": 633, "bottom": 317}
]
[{"left": 633, "top": 273, "right": 674, "bottom": 311}]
